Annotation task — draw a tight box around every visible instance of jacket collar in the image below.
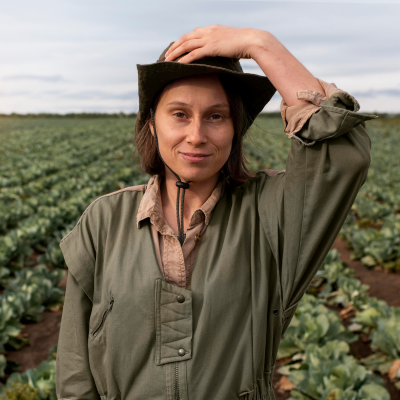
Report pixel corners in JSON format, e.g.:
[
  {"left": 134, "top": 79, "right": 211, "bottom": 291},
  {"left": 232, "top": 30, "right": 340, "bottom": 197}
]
[{"left": 136, "top": 172, "right": 228, "bottom": 231}]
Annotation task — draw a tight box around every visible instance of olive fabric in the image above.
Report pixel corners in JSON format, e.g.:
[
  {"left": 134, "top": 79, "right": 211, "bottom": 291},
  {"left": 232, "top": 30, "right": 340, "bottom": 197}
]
[
  {"left": 280, "top": 78, "right": 360, "bottom": 137},
  {"left": 56, "top": 91, "right": 377, "bottom": 400}
]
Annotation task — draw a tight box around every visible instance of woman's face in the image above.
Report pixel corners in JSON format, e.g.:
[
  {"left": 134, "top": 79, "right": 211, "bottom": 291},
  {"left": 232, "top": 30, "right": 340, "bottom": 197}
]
[{"left": 149, "top": 73, "right": 234, "bottom": 184}]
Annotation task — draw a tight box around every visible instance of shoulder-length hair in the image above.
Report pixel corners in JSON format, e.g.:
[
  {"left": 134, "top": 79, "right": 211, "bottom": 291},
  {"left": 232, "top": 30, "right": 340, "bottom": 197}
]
[{"left": 134, "top": 72, "right": 255, "bottom": 188}]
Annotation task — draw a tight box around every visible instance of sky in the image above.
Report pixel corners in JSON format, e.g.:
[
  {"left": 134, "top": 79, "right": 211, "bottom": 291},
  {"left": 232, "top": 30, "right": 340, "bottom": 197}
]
[{"left": 1, "top": 0, "right": 399, "bottom": 114}]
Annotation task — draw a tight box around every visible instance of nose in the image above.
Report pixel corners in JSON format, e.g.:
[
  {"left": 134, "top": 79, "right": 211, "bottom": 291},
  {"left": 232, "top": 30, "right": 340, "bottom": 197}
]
[{"left": 185, "top": 117, "right": 207, "bottom": 146}]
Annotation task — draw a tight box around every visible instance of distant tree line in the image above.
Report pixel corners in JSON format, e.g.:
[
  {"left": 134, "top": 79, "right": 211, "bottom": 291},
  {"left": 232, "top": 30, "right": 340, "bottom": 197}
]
[{"left": 0, "top": 112, "right": 138, "bottom": 119}]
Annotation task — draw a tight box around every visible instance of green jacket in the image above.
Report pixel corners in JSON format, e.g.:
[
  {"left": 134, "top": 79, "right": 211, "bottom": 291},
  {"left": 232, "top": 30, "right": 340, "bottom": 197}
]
[{"left": 56, "top": 92, "right": 376, "bottom": 400}]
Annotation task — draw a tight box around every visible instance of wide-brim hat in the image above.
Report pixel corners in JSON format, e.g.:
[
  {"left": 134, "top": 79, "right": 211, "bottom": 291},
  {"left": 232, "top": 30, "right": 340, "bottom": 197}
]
[{"left": 135, "top": 41, "right": 277, "bottom": 136}]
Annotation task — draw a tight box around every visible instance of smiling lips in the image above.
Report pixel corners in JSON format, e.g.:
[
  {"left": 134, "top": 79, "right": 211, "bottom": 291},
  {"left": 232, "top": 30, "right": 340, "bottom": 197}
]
[{"left": 180, "top": 152, "right": 211, "bottom": 162}]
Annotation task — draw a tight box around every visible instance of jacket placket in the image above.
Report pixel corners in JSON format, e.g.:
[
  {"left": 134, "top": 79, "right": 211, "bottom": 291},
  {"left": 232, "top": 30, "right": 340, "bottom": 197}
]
[{"left": 155, "top": 278, "right": 192, "bottom": 400}]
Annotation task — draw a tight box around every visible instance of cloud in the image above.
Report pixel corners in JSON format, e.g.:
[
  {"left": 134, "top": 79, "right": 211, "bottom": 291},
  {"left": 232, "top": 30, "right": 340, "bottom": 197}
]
[
  {"left": 351, "top": 89, "right": 400, "bottom": 97},
  {"left": 64, "top": 90, "right": 138, "bottom": 100},
  {"left": 0, "top": 91, "right": 32, "bottom": 97},
  {"left": 2, "top": 74, "right": 67, "bottom": 82},
  {"left": 1, "top": 1, "right": 399, "bottom": 113}
]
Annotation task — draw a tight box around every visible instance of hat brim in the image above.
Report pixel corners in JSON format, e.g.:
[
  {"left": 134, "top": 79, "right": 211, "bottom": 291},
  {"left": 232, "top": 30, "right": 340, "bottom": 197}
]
[{"left": 135, "top": 60, "right": 277, "bottom": 136}]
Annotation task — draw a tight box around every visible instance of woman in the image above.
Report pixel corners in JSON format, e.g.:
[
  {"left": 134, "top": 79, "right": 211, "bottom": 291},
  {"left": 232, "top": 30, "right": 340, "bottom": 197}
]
[{"left": 56, "top": 25, "right": 376, "bottom": 400}]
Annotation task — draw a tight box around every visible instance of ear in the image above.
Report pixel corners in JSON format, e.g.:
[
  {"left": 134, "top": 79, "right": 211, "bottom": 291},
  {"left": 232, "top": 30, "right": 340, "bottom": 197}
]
[{"left": 149, "top": 118, "right": 155, "bottom": 137}]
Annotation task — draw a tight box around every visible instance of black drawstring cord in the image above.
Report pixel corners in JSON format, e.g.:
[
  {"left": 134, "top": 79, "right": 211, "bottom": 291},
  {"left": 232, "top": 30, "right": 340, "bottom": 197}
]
[{"left": 150, "top": 107, "right": 192, "bottom": 246}]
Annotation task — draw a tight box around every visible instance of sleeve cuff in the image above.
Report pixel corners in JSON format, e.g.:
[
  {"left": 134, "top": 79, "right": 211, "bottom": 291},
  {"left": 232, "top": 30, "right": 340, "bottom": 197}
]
[{"left": 280, "top": 78, "right": 361, "bottom": 139}]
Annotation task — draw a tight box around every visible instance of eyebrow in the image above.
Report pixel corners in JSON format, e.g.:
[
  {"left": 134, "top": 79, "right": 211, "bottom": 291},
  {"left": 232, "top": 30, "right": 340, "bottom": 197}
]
[{"left": 165, "top": 101, "right": 230, "bottom": 109}]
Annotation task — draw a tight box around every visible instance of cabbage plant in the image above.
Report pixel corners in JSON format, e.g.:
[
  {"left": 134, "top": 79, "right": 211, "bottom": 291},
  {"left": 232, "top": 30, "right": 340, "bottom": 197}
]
[
  {"left": 281, "top": 340, "right": 390, "bottom": 400},
  {"left": 278, "top": 295, "right": 357, "bottom": 359}
]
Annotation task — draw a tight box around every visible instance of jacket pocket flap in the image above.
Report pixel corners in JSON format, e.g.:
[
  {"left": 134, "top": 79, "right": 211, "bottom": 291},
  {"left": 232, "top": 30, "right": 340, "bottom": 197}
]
[{"left": 155, "top": 279, "right": 193, "bottom": 365}]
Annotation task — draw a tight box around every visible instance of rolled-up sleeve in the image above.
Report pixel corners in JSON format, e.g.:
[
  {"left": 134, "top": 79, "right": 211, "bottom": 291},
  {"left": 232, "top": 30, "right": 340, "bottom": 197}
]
[
  {"left": 280, "top": 78, "right": 363, "bottom": 141},
  {"left": 257, "top": 86, "right": 378, "bottom": 322},
  {"left": 56, "top": 209, "right": 99, "bottom": 400}
]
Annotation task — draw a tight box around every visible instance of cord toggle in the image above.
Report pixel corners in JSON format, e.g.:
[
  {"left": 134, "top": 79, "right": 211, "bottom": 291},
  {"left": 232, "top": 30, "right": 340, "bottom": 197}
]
[{"left": 176, "top": 181, "right": 190, "bottom": 189}]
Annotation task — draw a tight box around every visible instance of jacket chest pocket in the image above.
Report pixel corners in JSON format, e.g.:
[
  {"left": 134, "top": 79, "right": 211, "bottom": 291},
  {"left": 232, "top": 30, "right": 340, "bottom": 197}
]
[{"left": 92, "top": 296, "right": 114, "bottom": 338}]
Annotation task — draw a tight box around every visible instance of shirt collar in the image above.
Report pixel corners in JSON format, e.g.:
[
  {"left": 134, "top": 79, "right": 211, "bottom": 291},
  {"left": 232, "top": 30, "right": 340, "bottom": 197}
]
[{"left": 136, "top": 171, "right": 228, "bottom": 230}]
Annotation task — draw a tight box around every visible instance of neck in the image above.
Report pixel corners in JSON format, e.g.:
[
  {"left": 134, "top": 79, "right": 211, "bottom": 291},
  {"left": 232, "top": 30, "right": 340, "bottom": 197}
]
[{"left": 160, "top": 169, "right": 221, "bottom": 220}]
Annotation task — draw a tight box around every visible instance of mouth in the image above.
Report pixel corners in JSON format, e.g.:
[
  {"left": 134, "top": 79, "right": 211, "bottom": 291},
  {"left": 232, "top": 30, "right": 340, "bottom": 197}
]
[{"left": 180, "top": 152, "right": 211, "bottom": 163}]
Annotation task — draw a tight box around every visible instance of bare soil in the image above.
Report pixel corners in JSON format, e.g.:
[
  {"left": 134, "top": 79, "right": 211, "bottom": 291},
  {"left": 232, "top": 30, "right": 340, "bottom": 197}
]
[
  {"left": 332, "top": 237, "right": 400, "bottom": 308},
  {"left": 0, "top": 270, "right": 67, "bottom": 382}
]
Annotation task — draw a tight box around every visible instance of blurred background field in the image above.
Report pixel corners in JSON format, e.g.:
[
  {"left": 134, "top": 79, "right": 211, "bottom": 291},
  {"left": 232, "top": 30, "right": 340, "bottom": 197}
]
[{"left": 0, "top": 114, "right": 400, "bottom": 399}]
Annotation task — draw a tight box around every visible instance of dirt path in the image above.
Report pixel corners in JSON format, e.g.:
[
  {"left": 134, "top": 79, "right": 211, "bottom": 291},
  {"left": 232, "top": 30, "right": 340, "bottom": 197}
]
[
  {"left": 332, "top": 237, "right": 400, "bottom": 308},
  {"left": 0, "top": 271, "right": 67, "bottom": 382}
]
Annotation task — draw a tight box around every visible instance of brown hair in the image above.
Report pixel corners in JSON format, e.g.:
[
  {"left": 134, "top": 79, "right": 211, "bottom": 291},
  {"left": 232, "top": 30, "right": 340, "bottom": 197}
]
[{"left": 134, "top": 73, "right": 254, "bottom": 188}]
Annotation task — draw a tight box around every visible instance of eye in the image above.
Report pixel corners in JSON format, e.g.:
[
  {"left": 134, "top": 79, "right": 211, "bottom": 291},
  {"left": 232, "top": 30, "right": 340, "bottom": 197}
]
[
  {"left": 173, "top": 112, "right": 223, "bottom": 120},
  {"left": 209, "top": 114, "right": 223, "bottom": 120},
  {"left": 174, "top": 112, "right": 186, "bottom": 119}
]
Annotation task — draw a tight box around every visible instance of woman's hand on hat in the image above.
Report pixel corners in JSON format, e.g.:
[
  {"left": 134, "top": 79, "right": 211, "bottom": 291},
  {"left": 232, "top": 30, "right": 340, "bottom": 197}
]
[
  {"left": 164, "top": 24, "right": 264, "bottom": 63},
  {"left": 164, "top": 24, "right": 325, "bottom": 109}
]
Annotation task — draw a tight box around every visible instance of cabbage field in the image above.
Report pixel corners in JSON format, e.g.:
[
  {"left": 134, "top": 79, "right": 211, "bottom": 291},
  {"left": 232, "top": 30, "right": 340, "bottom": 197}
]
[{"left": 0, "top": 115, "right": 399, "bottom": 399}]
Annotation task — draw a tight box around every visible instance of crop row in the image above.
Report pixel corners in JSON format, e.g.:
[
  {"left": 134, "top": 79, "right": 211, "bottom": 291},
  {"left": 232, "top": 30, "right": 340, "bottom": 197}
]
[
  {"left": 0, "top": 118, "right": 134, "bottom": 172},
  {"left": 0, "top": 163, "right": 147, "bottom": 276},
  {"left": 336, "top": 119, "right": 400, "bottom": 271},
  {"left": 339, "top": 213, "right": 400, "bottom": 272},
  {"left": 277, "top": 249, "right": 400, "bottom": 399},
  {"left": 0, "top": 142, "right": 134, "bottom": 234},
  {"left": 0, "top": 136, "right": 132, "bottom": 190}
]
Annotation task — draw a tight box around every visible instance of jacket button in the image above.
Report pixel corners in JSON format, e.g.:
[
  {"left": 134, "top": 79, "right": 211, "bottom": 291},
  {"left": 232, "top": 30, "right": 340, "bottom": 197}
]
[
  {"left": 273, "top": 309, "right": 278, "bottom": 315},
  {"left": 178, "top": 348, "right": 185, "bottom": 356},
  {"left": 176, "top": 295, "right": 185, "bottom": 303}
]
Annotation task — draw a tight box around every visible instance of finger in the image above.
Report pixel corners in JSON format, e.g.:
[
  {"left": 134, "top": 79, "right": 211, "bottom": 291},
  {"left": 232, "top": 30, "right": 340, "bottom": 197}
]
[
  {"left": 166, "top": 31, "right": 201, "bottom": 56},
  {"left": 166, "top": 32, "right": 200, "bottom": 57},
  {"left": 177, "top": 47, "right": 207, "bottom": 64},
  {"left": 166, "top": 38, "right": 205, "bottom": 61}
]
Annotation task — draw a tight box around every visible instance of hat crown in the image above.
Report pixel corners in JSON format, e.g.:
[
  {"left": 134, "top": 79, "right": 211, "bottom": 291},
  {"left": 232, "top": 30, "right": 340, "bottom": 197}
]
[{"left": 157, "top": 41, "right": 243, "bottom": 73}]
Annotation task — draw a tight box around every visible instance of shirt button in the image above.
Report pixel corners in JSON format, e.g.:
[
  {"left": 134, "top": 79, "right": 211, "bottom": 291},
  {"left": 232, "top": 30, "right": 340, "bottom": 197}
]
[
  {"left": 273, "top": 309, "right": 278, "bottom": 315},
  {"left": 176, "top": 295, "right": 185, "bottom": 303},
  {"left": 178, "top": 348, "right": 185, "bottom": 356}
]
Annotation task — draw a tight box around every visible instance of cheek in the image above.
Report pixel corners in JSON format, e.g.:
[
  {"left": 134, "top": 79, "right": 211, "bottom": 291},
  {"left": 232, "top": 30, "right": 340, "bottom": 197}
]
[
  {"left": 217, "top": 134, "right": 235, "bottom": 155},
  {"left": 160, "top": 128, "right": 184, "bottom": 150}
]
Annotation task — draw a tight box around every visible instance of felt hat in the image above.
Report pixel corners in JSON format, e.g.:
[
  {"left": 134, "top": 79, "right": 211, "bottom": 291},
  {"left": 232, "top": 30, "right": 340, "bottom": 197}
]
[{"left": 135, "top": 41, "right": 277, "bottom": 137}]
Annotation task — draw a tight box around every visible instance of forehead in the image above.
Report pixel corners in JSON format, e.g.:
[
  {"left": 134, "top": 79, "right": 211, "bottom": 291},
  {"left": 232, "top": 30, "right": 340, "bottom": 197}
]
[{"left": 159, "top": 73, "right": 228, "bottom": 103}]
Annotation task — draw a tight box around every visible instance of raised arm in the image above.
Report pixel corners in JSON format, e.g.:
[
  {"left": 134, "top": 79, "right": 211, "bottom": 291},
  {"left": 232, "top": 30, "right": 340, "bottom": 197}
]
[
  {"left": 243, "top": 28, "right": 378, "bottom": 335},
  {"left": 243, "top": 29, "right": 377, "bottom": 316},
  {"left": 249, "top": 30, "right": 327, "bottom": 107},
  {"left": 164, "top": 24, "right": 325, "bottom": 107},
  {"left": 251, "top": 42, "right": 378, "bottom": 337}
]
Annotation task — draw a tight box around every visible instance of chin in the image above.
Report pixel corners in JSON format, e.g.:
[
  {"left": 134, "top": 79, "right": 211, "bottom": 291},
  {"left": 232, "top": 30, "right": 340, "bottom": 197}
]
[{"left": 175, "top": 167, "right": 220, "bottom": 184}]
